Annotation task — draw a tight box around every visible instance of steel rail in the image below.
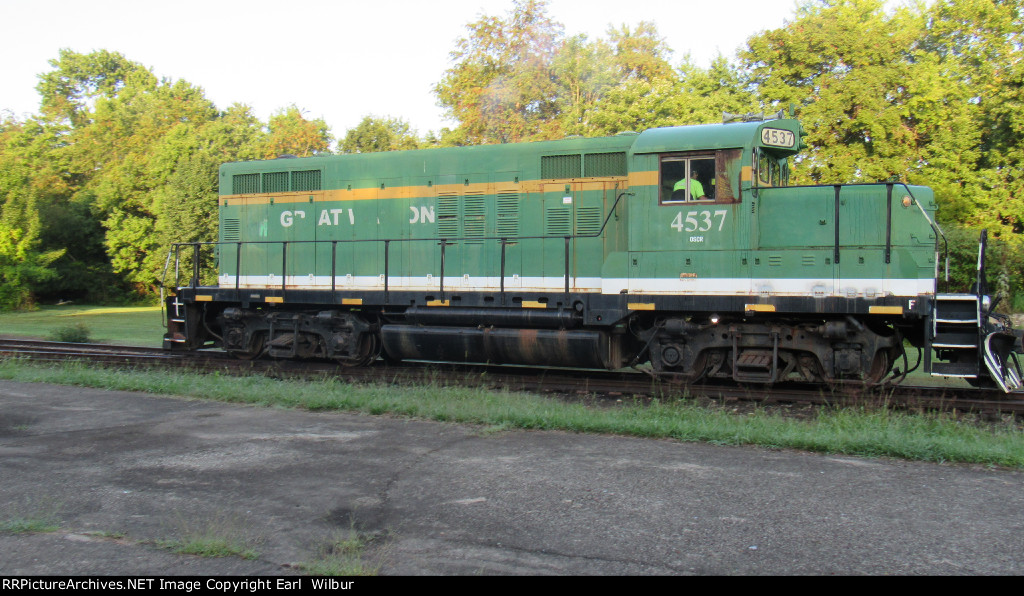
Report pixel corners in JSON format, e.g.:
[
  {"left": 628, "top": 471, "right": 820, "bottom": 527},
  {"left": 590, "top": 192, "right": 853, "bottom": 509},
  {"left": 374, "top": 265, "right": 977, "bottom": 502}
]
[{"left": 2, "top": 339, "right": 1022, "bottom": 416}]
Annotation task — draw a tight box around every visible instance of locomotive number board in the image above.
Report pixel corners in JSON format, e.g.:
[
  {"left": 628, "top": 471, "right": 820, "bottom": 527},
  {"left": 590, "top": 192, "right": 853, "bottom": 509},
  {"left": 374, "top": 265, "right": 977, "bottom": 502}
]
[{"left": 760, "top": 128, "right": 796, "bottom": 148}]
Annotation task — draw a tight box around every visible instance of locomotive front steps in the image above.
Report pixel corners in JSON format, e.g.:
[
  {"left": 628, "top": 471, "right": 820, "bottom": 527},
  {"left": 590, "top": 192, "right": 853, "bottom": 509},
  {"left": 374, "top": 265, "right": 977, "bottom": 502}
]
[
  {"left": 930, "top": 361, "right": 981, "bottom": 378},
  {"left": 930, "top": 294, "right": 982, "bottom": 379},
  {"left": 928, "top": 294, "right": 1024, "bottom": 392},
  {"left": 931, "top": 332, "right": 981, "bottom": 350}
]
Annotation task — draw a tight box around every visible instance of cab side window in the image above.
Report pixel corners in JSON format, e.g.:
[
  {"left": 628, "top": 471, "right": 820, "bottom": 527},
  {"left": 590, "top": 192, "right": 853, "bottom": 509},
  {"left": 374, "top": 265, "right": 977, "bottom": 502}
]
[
  {"left": 660, "top": 150, "right": 739, "bottom": 205},
  {"left": 755, "top": 149, "right": 787, "bottom": 187},
  {"left": 660, "top": 155, "right": 715, "bottom": 204}
]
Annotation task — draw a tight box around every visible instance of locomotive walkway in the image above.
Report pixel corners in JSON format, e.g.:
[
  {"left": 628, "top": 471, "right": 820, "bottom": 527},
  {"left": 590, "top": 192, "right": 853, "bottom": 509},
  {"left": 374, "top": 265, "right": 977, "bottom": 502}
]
[{"left": 1, "top": 379, "right": 1022, "bottom": 575}]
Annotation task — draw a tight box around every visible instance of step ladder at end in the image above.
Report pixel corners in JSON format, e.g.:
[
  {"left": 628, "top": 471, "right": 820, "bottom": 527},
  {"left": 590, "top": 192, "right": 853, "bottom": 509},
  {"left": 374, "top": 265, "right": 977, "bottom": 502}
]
[
  {"left": 931, "top": 361, "right": 980, "bottom": 378},
  {"left": 936, "top": 293, "right": 980, "bottom": 301},
  {"left": 932, "top": 332, "right": 980, "bottom": 349}
]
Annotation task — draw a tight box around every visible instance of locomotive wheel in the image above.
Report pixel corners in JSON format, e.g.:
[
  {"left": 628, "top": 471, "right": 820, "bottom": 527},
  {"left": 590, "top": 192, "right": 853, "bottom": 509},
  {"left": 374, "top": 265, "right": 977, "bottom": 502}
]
[
  {"left": 676, "top": 351, "right": 709, "bottom": 383},
  {"left": 228, "top": 333, "right": 265, "bottom": 361},
  {"left": 336, "top": 333, "right": 381, "bottom": 367},
  {"left": 864, "top": 350, "right": 891, "bottom": 385},
  {"left": 648, "top": 348, "right": 708, "bottom": 384}
]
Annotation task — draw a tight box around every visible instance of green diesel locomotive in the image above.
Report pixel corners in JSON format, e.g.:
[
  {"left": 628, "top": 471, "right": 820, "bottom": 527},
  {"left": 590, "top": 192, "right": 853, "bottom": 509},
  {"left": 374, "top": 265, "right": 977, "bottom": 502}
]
[{"left": 163, "top": 116, "right": 1023, "bottom": 391}]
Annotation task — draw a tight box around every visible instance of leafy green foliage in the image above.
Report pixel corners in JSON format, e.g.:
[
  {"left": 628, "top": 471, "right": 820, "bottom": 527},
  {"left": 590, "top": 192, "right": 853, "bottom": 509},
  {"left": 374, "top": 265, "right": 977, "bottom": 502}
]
[
  {"left": 742, "top": 0, "right": 927, "bottom": 183},
  {"left": 340, "top": 116, "right": 420, "bottom": 153},
  {"left": 49, "top": 322, "right": 92, "bottom": 343},
  {"left": 434, "top": 0, "right": 565, "bottom": 144},
  {"left": 435, "top": 2, "right": 758, "bottom": 143},
  {"left": 36, "top": 48, "right": 154, "bottom": 128},
  {"left": 264, "top": 105, "right": 332, "bottom": 158},
  {"left": 0, "top": 50, "right": 332, "bottom": 306},
  {"left": 941, "top": 226, "right": 1024, "bottom": 304},
  {"left": 736, "top": 0, "right": 1024, "bottom": 304},
  {"left": 0, "top": 118, "right": 65, "bottom": 309}
]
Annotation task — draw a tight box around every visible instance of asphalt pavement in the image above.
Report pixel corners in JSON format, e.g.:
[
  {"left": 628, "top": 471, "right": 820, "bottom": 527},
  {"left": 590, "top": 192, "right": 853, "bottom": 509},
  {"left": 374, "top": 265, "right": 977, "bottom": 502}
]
[{"left": 1, "top": 379, "right": 1022, "bottom": 575}]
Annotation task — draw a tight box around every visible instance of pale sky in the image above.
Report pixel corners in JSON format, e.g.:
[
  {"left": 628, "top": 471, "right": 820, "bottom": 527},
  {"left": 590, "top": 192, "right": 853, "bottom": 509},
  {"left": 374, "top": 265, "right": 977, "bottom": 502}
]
[{"left": 0, "top": 0, "right": 800, "bottom": 141}]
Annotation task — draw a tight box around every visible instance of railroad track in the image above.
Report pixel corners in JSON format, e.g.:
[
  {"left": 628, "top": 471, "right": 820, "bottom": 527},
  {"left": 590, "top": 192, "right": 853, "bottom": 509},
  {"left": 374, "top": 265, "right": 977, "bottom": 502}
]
[{"left": 2, "top": 338, "right": 1023, "bottom": 416}]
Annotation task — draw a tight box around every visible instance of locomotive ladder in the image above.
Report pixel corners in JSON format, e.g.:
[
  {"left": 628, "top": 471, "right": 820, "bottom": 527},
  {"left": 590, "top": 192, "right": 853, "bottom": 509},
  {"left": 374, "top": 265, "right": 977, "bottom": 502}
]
[
  {"left": 929, "top": 230, "right": 1022, "bottom": 392},
  {"left": 930, "top": 294, "right": 1022, "bottom": 392},
  {"left": 930, "top": 293, "right": 984, "bottom": 380}
]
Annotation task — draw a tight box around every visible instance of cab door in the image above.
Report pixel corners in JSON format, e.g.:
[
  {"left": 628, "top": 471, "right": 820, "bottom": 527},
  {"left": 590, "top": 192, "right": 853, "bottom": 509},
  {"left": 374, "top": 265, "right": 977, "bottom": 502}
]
[{"left": 629, "top": 151, "right": 747, "bottom": 296}]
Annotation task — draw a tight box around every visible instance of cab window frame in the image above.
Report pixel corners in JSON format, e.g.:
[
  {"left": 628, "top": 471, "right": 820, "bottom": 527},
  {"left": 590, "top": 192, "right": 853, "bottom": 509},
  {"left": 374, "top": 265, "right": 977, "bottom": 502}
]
[
  {"left": 754, "top": 148, "right": 790, "bottom": 188},
  {"left": 658, "top": 150, "right": 739, "bottom": 206}
]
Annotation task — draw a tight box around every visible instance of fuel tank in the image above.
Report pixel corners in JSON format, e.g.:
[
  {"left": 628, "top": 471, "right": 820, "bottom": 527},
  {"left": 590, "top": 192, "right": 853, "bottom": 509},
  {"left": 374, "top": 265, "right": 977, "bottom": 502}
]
[{"left": 380, "top": 325, "right": 615, "bottom": 369}]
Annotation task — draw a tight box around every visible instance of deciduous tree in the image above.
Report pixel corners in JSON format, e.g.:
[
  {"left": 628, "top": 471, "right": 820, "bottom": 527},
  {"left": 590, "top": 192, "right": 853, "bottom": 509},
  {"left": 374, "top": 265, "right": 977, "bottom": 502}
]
[
  {"left": 264, "top": 105, "right": 332, "bottom": 158},
  {"left": 340, "top": 115, "right": 420, "bottom": 153},
  {"left": 434, "top": 0, "right": 564, "bottom": 144},
  {"left": 0, "top": 117, "right": 64, "bottom": 309},
  {"left": 741, "top": 0, "right": 929, "bottom": 183}
]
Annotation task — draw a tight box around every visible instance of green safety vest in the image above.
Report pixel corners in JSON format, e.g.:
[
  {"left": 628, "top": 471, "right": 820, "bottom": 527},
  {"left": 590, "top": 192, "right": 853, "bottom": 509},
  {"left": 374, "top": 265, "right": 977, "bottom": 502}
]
[{"left": 673, "top": 178, "right": 705, "bottom": 197}]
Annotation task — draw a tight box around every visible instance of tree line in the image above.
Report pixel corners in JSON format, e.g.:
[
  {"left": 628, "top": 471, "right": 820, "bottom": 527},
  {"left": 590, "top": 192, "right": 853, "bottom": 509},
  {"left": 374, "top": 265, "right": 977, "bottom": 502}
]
[{"left": 1, "top": 0, "right": 1021, "bottom": 310}]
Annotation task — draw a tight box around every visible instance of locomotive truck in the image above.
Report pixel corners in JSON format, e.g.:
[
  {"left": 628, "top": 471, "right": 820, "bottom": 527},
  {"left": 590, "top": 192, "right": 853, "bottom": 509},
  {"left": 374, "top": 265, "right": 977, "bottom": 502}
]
[{"left": 163, "top": 115, "right": 1023, "bottom": 391}]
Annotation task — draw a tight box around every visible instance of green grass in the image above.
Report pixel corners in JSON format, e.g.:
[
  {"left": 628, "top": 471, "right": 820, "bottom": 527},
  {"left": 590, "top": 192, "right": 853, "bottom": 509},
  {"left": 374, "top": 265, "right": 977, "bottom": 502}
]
[
  {"left": 157, "top": 512, "right": 261, "bottom": 560},
  {"left": 300, "top": 530, "right": 383, "bottom": 576},
  {"left": 1, "top": 358, "right": 1022, "bottom": 468},
  {"left": 0, "top": 516, "right": 61, "bottom": 534},
  {"left": 0, "top": 498, "right": 63, "bottom": 534},
  {"left": 0, "top": 305, "right": 163, "bottom": 347},
  {"left": 159, "top": 537, "right": 260, "bottom": 559}
]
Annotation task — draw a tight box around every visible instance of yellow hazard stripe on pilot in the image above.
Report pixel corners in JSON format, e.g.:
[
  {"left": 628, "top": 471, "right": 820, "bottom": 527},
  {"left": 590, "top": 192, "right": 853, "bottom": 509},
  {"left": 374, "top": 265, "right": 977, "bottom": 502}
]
[
  {"left": 628, "top": 302, "right": 656, "bottom": 311},
  {"left": 869, "top": 306, "right": 903, "bottom": 315}
]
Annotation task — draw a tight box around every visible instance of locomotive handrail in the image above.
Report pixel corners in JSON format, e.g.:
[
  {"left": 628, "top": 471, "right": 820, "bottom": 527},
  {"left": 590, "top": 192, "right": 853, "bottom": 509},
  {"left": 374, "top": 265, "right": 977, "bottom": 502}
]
[
  {"left": 164, "top": 191, "right": 634, "bottom": 303},
  {"left": 166, "top": 181, "right": 951, "bottom": 304},
  {"left": 888, "top": 181, "right": 948, "bottom": 282},
  {"left": 755, "top": 181, "right": 948, "bottom": 281},
  {"left": 166, "top": 226, "right": 614, "bottom": 307}
]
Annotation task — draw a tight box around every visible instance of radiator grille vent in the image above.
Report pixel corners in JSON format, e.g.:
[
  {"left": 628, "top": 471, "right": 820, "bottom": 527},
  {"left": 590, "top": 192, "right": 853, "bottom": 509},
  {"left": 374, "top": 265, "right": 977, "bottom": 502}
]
[
  {"left": 262, "top": 172, "right": 289, "bottom": 193},
  {"left": 496, "top": 193, "right": 519, "bottom": 238},
  {"left": 575, "top": 206, "right": 603, "bottom": 235},
  {"left": 546, "top": 207, "right": 572, "bottom": 235},
  {"left": 541, "top": 154, "right": 582, "bottom": 179},
  {"left": 462, "top": 193, "right": 486, "bottom": 243},
  {"left": 291, "top": 170, "right": 321, "bottom": 191},
  {"left": 584, "top": 152, "right": 627, "bottom": 177},
  {"left": 233, "top": 174, "right": 259, "bottom": 195},
  {"left": 222, "top": 219, "right": 241, "bottom": 241},
  {"left": 436, "top": 193, "right": 459, "bottom": 238},
  {"left": 231, "top": 170, "right": 322, "bottom": 194}
]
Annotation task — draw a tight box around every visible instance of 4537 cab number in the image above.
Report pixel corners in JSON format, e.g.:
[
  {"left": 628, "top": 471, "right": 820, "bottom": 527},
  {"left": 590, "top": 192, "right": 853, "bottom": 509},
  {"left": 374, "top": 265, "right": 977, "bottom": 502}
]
[{"left": 671, "top": 210, "right": 727, "bottom": 233}]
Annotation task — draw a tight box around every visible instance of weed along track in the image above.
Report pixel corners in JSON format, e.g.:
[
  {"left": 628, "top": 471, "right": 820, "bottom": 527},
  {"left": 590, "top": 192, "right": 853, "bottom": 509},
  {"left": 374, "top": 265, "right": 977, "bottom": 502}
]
[
  {"left": 4, "top": 337, "right": 1024, "bottom": 470},
  {"left": 3, "top": 338, "right": 1024, "bottom": 419}
]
